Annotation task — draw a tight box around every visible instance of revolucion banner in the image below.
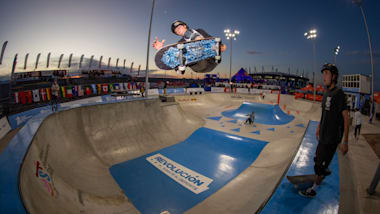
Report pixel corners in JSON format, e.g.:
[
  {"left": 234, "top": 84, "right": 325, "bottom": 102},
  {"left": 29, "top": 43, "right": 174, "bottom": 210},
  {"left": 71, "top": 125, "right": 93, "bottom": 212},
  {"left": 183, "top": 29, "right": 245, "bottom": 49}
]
[{"left": 146, "top": 153, "right": 213, "bottom": 194}]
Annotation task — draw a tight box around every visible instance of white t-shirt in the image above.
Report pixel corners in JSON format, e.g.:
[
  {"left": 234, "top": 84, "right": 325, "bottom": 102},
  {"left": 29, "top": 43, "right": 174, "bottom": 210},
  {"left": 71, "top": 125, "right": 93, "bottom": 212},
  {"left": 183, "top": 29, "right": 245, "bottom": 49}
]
[{"left": 354, "top": 111, "right": 362, "bottom": 126}]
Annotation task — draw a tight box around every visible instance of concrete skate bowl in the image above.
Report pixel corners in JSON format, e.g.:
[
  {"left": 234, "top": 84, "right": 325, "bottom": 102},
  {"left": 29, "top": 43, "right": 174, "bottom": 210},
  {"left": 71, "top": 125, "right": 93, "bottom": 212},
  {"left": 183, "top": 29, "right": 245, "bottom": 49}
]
[
  {"left": 174, "top": 93, "right": 262, "bottom": 117},
  {"left": 221, "top": 102, "right": 295, "bottom": 125},
  {"left": 18, "top": 99, "right": 204, "bottom": 213},
  {"left": 276, "top": 94, "right": 321, "bottom": 121}
]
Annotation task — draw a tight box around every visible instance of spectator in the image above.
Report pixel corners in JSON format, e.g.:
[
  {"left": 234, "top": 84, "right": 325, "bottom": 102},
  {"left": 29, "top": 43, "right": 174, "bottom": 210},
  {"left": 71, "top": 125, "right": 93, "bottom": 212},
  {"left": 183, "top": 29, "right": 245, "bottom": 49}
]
[
  {"left": 354, "top": 108, "right": 362, "bottom": 141},
  {"left": 51, "top": 79, "right": 60, "bottom": 111}
]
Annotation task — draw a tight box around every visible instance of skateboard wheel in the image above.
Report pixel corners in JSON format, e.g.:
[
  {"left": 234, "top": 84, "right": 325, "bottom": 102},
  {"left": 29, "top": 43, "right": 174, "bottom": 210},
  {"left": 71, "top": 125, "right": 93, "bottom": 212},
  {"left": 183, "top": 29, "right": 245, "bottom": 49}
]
[
  {"left": 215, "top": 56, "right": 221, "bottom": 60},
  {"left": 178, "top": 65, "right": 186, "bottom": 71},
  {"left": 177, "top": 43, "right": 185, "bottom": 49},
  {"left": 214, "top": 37, "right": 221, "bottom": 42}
]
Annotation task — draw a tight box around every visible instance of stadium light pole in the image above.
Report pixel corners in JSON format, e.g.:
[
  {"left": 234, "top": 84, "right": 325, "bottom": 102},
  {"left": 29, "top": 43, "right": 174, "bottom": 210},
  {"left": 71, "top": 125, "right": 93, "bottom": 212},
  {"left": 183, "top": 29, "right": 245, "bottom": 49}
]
[
  {"left": 334, "top": 45, "right": 340, "bottom": 65},
  {"left": 353, "top": 0, "right": 375, "bottom": 123},
  {"left": 224, "top": 29, "right": 240, "bottom": 84},
  {"left": 144, "top": 0, "right": 155, "bottom": 97},
  {"left": 304, "top": 29, "right": 317, "bottom": 101}
]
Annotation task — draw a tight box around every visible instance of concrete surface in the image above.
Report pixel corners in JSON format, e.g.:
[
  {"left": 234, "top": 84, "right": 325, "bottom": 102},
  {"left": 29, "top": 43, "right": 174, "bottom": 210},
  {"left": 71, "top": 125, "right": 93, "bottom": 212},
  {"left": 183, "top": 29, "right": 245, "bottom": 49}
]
[{"left": 0, "top": 92, "right": 376, "bottom": 213}]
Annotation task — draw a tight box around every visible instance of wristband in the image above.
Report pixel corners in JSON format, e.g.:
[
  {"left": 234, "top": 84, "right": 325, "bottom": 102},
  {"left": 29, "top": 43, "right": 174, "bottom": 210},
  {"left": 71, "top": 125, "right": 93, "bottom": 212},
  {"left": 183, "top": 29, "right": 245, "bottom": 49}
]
[{"left": 343, "top": 141, "right": 348, "bottom": 145}]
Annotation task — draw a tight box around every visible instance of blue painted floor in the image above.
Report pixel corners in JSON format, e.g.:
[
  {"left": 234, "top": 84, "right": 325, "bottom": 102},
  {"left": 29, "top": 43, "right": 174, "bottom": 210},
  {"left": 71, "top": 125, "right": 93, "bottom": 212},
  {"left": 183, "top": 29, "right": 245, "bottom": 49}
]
[
  {"left": 260, "top": 121, "right": 340, "bottom": 214},
  {"left": 221, "top": 102, "right": 294, "bottom": 125},
  {"left": 110, "top": 127, "right": 268, "bottom": 214}
]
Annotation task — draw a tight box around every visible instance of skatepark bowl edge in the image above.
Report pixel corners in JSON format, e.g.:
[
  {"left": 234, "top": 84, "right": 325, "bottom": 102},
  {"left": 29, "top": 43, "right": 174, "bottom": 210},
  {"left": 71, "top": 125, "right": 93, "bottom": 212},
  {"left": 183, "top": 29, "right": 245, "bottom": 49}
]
[{"left": 0, "top": 93, "right": 335, "bottom": 214}]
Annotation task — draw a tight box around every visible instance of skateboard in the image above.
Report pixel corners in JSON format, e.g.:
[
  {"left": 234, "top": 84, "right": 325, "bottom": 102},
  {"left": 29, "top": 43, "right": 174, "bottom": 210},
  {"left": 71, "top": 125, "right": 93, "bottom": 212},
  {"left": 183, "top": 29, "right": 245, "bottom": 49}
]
[
  {"left": 154, "top": 38, "right": 222, "bottom": 74},
  {"left": 286, "top": 174, "right": 316, "bottom": 190}
]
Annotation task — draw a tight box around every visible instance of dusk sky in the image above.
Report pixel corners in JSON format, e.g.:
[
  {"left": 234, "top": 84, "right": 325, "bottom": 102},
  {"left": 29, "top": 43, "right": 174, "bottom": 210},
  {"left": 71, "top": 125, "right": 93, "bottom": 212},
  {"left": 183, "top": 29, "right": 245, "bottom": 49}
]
[{"left": 0, "top": 0, "right": 379, "bottom": 89}]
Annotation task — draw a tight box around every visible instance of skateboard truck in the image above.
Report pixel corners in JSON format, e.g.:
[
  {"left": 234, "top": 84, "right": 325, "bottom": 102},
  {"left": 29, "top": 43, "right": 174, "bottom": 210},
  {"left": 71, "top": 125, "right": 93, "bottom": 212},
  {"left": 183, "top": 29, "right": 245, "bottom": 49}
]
[
  {"left": 177, "top": 43, "right": 186, "bottom": 72},
  {"left": 214, "top": 37, "right": 222, "bottom": 63}
]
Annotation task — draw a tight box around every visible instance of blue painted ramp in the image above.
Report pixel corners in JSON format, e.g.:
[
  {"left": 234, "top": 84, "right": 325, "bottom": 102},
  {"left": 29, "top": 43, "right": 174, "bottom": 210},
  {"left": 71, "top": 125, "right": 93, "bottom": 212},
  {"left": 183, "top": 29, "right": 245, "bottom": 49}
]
[
  {"left": 110, "top": 127, "right": 268, "bottom": 214},
  {"left": 260, "top": 121, "right": 340, "bottom": 214},
  {"left": 221, "top": 102, "right": 294, "bottom": 125}
]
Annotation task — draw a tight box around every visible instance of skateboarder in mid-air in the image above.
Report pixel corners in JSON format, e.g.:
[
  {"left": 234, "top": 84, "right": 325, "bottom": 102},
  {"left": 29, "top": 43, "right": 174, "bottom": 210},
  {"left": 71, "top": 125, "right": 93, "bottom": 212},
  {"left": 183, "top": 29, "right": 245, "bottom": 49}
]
[
  {"left": 245, "top": 112, "right": 255, "bottom": 125},
  {"left": 299, "top": 63, "right": 349, "bottom": 198},
  {"left": 152, "top": 20, "right": 226, "bottom": 73}
]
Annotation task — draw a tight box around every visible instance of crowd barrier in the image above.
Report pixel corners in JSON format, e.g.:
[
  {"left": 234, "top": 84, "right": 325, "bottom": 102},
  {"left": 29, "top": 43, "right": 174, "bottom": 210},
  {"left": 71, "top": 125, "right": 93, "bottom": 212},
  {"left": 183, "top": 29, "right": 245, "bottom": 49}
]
[
  {"left": 211, "top": 87, "right": 272, "bottom": 95},
  {"left": 186, "top": 88, "right": 204, "bottom": 95}
]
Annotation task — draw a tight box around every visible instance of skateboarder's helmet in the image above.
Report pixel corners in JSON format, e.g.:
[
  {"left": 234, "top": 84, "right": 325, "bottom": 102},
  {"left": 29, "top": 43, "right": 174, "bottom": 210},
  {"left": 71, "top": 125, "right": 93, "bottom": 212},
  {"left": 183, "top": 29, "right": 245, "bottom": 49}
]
[
  {"left": 321, "top": 63, "right": 339, "bottom": 83},
  {"left": 171, "top": 20, "right": 188, "bottom": 34}
]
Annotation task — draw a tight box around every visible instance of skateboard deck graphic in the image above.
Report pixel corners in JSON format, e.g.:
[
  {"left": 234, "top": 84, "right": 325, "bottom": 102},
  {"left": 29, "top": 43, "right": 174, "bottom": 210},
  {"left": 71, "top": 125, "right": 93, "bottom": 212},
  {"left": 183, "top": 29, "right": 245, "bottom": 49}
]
[
  {"left": 154, "top": 38, "right": 221, "bottom": 72},
  {"left": 286, "top": 174, "right": 315, "bottom": 190}
]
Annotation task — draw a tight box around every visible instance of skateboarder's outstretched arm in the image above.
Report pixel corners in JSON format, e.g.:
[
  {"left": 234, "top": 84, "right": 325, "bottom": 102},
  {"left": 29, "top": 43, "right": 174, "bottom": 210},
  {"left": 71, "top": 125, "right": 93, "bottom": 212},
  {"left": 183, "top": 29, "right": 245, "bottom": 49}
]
[{"left": 152, "top": 37, "right": 166, "bottom": 50}]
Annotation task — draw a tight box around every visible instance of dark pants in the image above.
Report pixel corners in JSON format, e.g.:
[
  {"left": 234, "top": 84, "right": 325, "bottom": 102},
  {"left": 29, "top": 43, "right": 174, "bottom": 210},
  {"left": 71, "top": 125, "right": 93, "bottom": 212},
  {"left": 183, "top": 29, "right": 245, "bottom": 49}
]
[
  {"left": 314, "top": 142, "right": 339, "bottom": 176},
  {"left": 189, "top": 59, "right": 218, "bottom": 73},
  {"left": 354, "top": 124, "right": 362, "bottom": 138}
]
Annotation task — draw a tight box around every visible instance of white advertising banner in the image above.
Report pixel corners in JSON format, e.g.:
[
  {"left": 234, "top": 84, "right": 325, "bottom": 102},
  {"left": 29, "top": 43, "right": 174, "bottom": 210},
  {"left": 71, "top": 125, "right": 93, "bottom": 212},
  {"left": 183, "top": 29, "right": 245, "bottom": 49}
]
[
  {"left": 236, "top": 88, "right": 249, "bottom": 94},
  {"left": 186, "top": 88, "right": 204, "bottom": 94},
  {"left": 211, "top": 87, "right": 225, "bottom": 93},
  {"left": 146, "top": 153, "right": 213, "bottom": 194},
  {"left": 148, "top": 89, "right": 159, "bottom": 96}
]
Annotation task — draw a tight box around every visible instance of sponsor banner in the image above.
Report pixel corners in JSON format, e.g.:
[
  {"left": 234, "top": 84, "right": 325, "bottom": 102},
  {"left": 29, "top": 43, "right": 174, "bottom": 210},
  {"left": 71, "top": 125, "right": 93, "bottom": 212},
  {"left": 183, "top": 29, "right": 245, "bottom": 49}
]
[
  {"left": 158, "top": 88, "right": 185, "bottom": 95},
  {"left": 211, "top": 87, "right": 225, "bottom": 93},
  {"left": 146, "top": 153, "right": 213, "bottom": 194},
  {"left": 186, "top": 88, "right": 204, "bottom": 94},
  {"left": 236, "top": 88, "right": 249, "bottom": 94},
  {"left": 8, "top": 106, "right": 52, "bottom": 129},
  {"left": 249, "top": 89, "right": 271, "bottom": 95},
  {"left": 0, "top": 116, "right": 11, "bottom": 139},
  {"left": 148, "top": 89, "right": 159, "bottom": 96}
]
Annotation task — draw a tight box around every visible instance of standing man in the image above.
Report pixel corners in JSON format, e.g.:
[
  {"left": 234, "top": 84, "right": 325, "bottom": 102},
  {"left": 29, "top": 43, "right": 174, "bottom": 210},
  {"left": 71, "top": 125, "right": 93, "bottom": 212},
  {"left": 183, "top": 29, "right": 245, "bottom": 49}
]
[
  {"left": 51, "top": 79, "right": 60, "bottom": 111},
  {"left": 354, "top": 108, "right": 362, "bottom": 141},
  {"left": 299, "top": 63, "right": 350, "bottom": 198}
]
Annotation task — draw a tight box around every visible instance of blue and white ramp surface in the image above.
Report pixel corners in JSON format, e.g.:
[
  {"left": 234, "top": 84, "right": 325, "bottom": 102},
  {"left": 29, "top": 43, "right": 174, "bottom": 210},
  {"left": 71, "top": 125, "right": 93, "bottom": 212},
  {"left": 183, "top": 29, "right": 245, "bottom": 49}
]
[
  {"left": 110, "top": 127, "right": 268, "bottom": 214},
  {"left": 222, "top": 102, "right": 294, "bottom": 125},
  {"left": 260, "top": 121, "right": 340, "bottom": 214}
]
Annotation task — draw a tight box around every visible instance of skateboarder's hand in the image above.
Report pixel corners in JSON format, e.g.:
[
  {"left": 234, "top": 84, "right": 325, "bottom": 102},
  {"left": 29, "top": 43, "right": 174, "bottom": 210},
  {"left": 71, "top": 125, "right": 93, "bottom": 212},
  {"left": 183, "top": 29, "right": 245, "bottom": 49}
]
[
  {"left": 339, "top": 143, "right": 348, "bottom": 155},
  {"left": 152, "top": 37, "right": 165, "bottom": 50}
]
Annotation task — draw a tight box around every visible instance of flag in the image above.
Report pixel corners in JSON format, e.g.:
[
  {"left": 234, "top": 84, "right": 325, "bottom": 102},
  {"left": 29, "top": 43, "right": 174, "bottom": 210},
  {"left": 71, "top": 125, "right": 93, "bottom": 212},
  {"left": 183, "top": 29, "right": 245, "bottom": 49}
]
[
  {"left": 32, "top": 89, "right": 40, "bottom": 102},
  {"left": 91, "top": 84, "right": 97, "bottom": 95},
  {"left": 97, "top": 84, "right": 102, "bottom": 95},
  {"left": 19, "top": 91, "right": 26, "bottom": 104},
  {"left": 119, "top": 83, "right": 125, "bottom": 91},
  {"left": 40, "top": 88, "right": 47, "bottom": 101},
  {"left": 123, "top": 83, "right": 128, "bottom": 91},
  {"left": 46, "top": 88, "right": 51, "bottom": 101},
  {"left": 14, "top": 92, "right": 19, "bottom": 103},
  {"left": 66, "top": 86, "right": 73, "bottom": 98},
  {"left": 102, "top": 84, "right": 108, "bottom": 94},
  {"left": 85, "top": 86, "right": 91, "bottom": 96},
  {"left": 78, "top": 85, "right": 84, "bottom": 96},
  {"left": 26, "top": 90, "right": 33, "bottom": 103},
  {"left": 114, "top": 83, "right": 120, "bottom": 91},
  {"left": 109, "top": 83, "right": 114, "bottom": 92},
  {"left": 73, "top": 86, "right": 78, "bottom": 97},
  {"left": 132, "top": 82, "right": 136, "bottom": 90},
  {"left": 128, "top": 82, "right": 131, "bottom": 90},
  {"left": 61, "top": 86, "right": 66, "bottom": 98}
]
